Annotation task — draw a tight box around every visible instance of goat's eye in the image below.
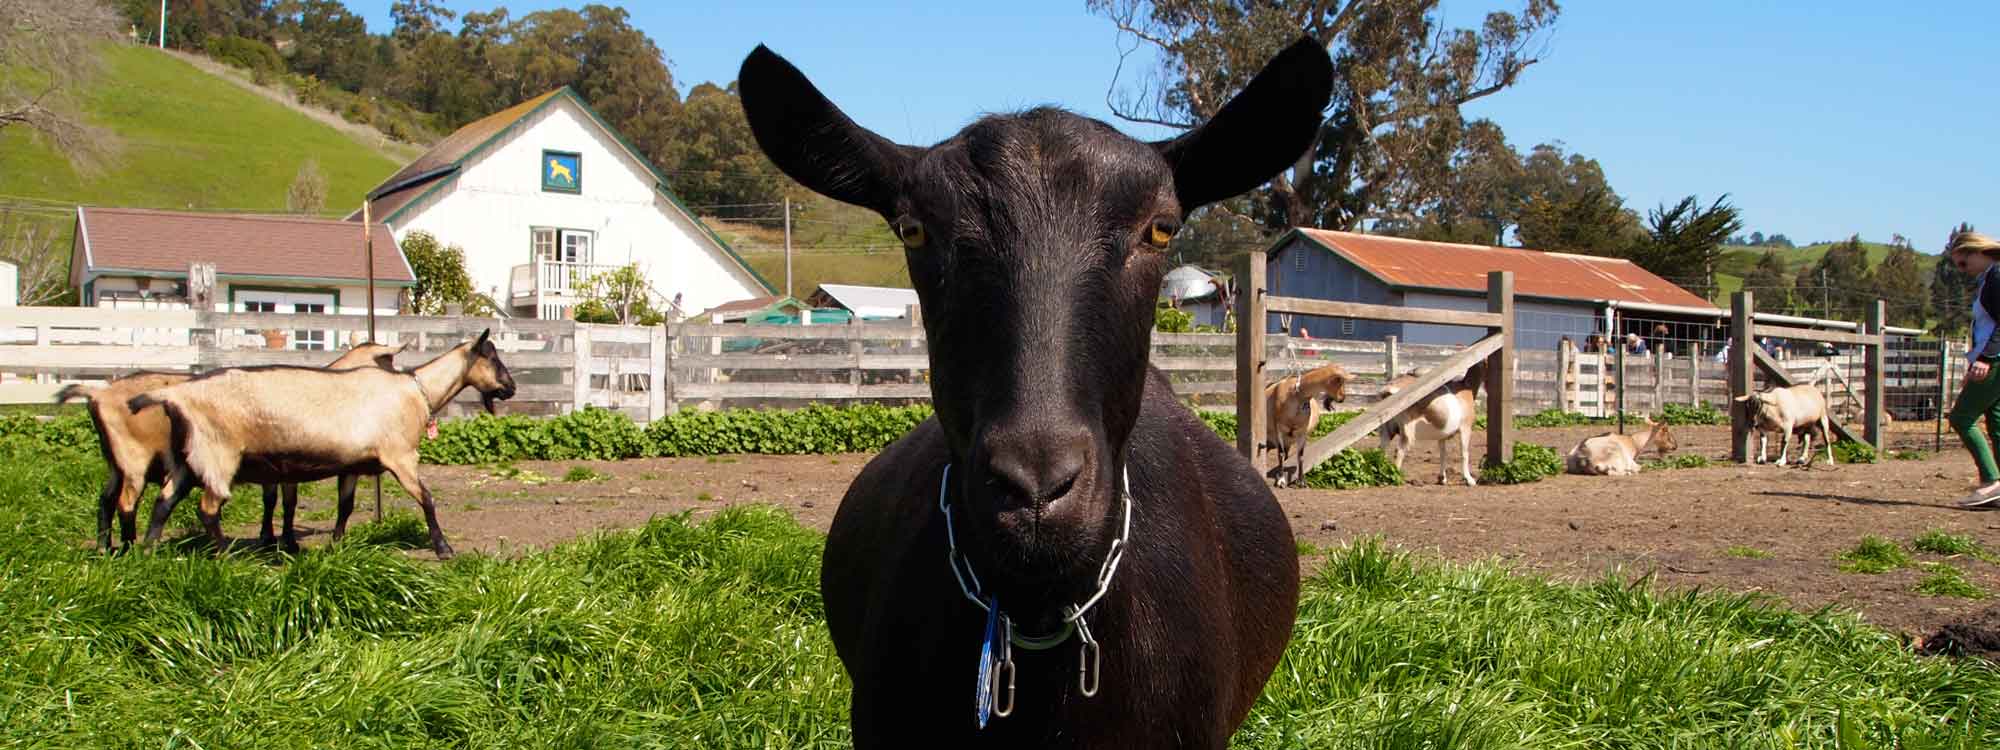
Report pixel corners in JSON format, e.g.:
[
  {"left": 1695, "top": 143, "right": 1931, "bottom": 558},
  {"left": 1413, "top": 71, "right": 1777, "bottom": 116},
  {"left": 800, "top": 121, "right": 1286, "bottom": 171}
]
[
  {"left": 1143, "top": 218, "right": 1178, "bottom": 250},
  {"left": 894, "top": 217, "right": 927, "bottom": 249}
]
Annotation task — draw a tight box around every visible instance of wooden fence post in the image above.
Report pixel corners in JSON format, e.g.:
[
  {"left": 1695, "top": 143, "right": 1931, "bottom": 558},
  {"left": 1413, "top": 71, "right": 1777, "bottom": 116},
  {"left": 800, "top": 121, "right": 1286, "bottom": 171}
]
[
  {"left": 572, "top": 325, "right": 592, "bottom": 414},
  {"left": 849, "top": 313, "right": 865, "bottom": 391},
  {"left": 1614, "top": 338, "right": 1627, "bottom": 432},
  {"left": 1730, "top": 292, "right": 1755, "bottom": 462},
  {"left": 1652, "top": 348, "right": 1666, "bottom": 415},
  {"left": 908, "top": 304, "right": 925, "bottom": 386},
  {"left": 1689, "top": 342, "right": 1703, "bottom": 406},
  {"left": 1384, "top": 334, "right": 1399, "bottom": 382},
  {"left": 1938, "top": 336, "right": 1951, "bottom": 452},
  {"left": 1556, "top": 338, "right": 1574, "bottom": 412},
  {"left": 1235, "top": 251, "right": 1268, "bottom": 466},
  {"left": 1865, "top": 299, "right": 1886, "bottom": 451},
  {"left": 648, "top": 323, "right": 669, "bottom": 421},
  {"left": 1485, "top": 271, "right": 1514, "bottom": 467}
]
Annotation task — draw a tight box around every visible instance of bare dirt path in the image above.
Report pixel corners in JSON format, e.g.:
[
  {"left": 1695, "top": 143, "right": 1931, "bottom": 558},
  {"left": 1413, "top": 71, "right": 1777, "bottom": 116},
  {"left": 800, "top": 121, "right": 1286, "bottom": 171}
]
[{"left": 257, "top": 425, "right": 2000, "bottom": 639}]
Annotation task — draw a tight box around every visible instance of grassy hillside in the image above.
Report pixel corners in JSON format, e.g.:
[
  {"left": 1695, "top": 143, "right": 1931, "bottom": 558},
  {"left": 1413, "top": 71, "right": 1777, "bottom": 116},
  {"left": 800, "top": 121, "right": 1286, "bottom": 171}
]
[
  {"left": 1712, "top": 241, "right": 1942, "bottom": 298},
  {"left": 705, "top": 194, "right": 909, "bottom": 296},
  {"left": 0, "top": 44, "right": 403, "bottom": 216}
]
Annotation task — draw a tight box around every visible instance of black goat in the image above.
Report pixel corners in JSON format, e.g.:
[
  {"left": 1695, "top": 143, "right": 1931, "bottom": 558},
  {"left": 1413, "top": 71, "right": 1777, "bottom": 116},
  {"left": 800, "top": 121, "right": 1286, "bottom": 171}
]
[{"left": 741, "top": 38, "right": 1333, "bottom": 747}]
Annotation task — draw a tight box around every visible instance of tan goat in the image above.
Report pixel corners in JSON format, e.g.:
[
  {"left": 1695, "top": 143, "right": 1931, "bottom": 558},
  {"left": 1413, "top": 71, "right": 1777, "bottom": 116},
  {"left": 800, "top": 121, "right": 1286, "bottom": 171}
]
[
  {"left": 1565, "top": 415, "right": 1678, "bottom": 476},
  {"left": 56, "top": 342, "right": 404, "bottom": 553},
  {"left": 1734, "top": 384, "right": 1835, "bottom": 467},
  {"left": 1380, "top": 360, "right": 1486, "bottom": 486},
  {"left": 132, "top": 331, "right": 515, "bottom": 558},
  {"left": 1262, "top": 363, "right": 1351, "bottom": 487}
]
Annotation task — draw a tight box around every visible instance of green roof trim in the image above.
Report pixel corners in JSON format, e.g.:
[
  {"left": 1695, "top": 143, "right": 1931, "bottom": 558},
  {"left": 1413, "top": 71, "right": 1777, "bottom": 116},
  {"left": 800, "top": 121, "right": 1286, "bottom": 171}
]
[{"left": 377, "top": 86, "right": 777, "bottom": 295}]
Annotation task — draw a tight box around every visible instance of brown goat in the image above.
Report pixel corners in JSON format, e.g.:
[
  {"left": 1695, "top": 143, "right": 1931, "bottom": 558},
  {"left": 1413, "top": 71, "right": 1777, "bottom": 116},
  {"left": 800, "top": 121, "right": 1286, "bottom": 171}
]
[
  {"left": 1380, "top": 360, "right": 1487, "bottom": 486},
  {"left": 132, "top": 331, "right": 514, "bottom": 558},
  {"left": 1565, "top": 415, "right": 1678, "bottom": 476},
  {"left": 741, "top": 37, "right": 1332, "bottom": 747},
  {"left": 57, "top": 342, "right": 403, "bottom": 552},
  {"left": 1263, "top": 363, "right": 1351, "bottom": 487}
]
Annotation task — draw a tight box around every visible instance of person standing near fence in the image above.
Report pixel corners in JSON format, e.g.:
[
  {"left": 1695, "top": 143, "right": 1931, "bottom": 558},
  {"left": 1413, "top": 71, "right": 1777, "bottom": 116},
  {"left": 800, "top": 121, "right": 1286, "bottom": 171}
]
[{"left": 1945, "top": 228, "right": 2000, "bottom": 507}]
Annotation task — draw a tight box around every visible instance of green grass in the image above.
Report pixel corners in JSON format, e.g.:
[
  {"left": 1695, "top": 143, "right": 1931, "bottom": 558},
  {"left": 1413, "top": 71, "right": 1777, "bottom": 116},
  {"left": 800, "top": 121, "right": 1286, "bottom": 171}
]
[
  {"left": 0, "top": 44, "right": 401, "bottom": 215},
  {"left": 1726, "top": 545, "right": 1773, "bottom": 559},
  {"left": 1912, "top": 530, "right": 1996, "bottom": 562},
  {"left": 562, "top": 466, "right": 609, "bottom": 483},
  {"left": 1644, "top": 454, "right": 1713, "bottom": 470},
  {"left": 709, "top": 194, "right": 909, "bottom": 295},
  {"left": 1913, "top": 563, "right": 1989, "bottom": 600},
  {"left": 4, "top": 438, "right": 2000, "bottom": 747},
  {"left": 1893, "top": 449, "right": 1932, "bottom": 461},
  {"left": 1837, "top": 536, "right": 1913, "bottom": 574}
]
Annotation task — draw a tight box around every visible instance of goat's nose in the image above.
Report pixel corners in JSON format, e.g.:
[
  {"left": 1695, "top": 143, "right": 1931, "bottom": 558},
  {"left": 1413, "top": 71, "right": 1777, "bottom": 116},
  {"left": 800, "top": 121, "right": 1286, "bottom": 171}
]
[{"left": 980, "top": 426, "right": 1090, "bottom": 505}]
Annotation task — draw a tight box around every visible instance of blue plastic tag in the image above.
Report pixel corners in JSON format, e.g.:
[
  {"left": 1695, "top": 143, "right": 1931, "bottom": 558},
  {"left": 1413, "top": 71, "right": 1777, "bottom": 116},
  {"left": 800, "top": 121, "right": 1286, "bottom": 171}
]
[{"left": 975, "top": 597, "right": 998, "bottom": 729}]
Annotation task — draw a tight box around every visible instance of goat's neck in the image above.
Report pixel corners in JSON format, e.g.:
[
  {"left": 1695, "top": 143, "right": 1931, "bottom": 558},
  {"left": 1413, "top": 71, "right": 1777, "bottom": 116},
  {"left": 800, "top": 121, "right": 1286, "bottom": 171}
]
[
  {"left": 1631, "top": 426, "right": 1657, "bottom": 452},
  {"left": 412, "top": 345, "right": 473, "bottom": 414}
]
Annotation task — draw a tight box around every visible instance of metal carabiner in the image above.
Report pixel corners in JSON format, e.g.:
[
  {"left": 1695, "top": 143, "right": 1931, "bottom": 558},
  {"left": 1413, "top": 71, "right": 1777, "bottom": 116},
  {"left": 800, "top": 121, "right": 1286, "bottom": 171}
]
[
  {"left": 993, "top": 617, "right": 1017, "bottom": 718},
  {"left": 1076, "top": 619, "right": 1101, "bottom": 698}
]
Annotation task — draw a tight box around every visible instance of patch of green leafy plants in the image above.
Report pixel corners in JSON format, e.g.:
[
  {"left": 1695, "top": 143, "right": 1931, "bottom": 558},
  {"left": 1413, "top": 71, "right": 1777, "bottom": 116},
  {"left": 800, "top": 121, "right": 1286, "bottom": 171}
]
[
  {"left": 1832, "top": 440, "right": 1878, "bottom": 464},
  {"left": 1479, "top": 443, "right": 1563, "bottom": 485},
  {"left": 563, "top": 466, "right": 609, "bottom": 483},
  {"left": 1891, "top": 449, "right": 1930, "bottom": 461},
  {"left": 1913, "top": 563, "right": 1988, "bottom": 599},
  {"left": 1514, "top": 409, "right": 1612, "bottom": 429},
  {"left": 1659, "top": 403, "right": 1729, "bottom": 426},
  {"left": 418, "top": 404, "right": 937, "bottom": 464},
  {"left": 1643, "top": 454, "right": 1712, "bottom": 470},
  {"left": 1299, "top": 449, "right": 1404, "bottom": 490},
  {"left": 1837, "top": 536, "right": 1911, "bottom": 574}
]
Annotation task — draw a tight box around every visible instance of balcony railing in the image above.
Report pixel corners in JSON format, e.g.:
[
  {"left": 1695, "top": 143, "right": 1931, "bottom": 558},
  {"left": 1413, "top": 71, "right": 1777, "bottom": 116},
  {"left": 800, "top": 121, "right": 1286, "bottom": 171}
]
[{"left": 510, "top": 259, "right": 621, "bottom": 319}]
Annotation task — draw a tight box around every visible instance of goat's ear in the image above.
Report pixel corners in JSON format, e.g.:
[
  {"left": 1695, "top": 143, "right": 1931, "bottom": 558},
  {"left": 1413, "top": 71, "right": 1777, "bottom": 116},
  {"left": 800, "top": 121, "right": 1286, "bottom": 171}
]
[
  {"left": 474, "top": 328, "right": 491, "bottom": 350},
  {"left": 739, "top": 45, "right": 916, "bottom": 218},
  {"left": 1153, "top": 37, "right": 1333, "bottom": 213},
  {"left": 397, "top": 339, "right": 415, "bottom": 353}
]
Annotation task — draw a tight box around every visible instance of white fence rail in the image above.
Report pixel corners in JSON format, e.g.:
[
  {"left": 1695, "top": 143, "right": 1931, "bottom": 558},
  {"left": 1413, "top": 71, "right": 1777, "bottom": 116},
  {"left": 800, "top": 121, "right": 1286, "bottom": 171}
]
[{"left": 0, "top": 307, "right": 1966, "bottom": 423}]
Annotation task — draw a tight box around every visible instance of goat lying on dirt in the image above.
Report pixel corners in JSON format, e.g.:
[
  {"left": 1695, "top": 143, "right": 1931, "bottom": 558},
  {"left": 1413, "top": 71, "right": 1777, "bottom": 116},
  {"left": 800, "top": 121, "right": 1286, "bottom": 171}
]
[
  {"left": 57, "top": 342, "right": 403, "bottom": 553},
  {"left": 742, "top": 37, "right": 1332, "bottom": 747},
  {"left": 1565, "top": 416, "right": 1678, "bottom": 476},
  {"left": 1380, "top": 360, "right": 1487, "bottom": 486},
  {"left": 1263, "top": 363, "right": 1351, "bottom": 487},
  {"left": 1735, "top": 385, "right": 1834, "bottom": 467},
  {"left": 131, "top": 331, "right": 514, "bottom": 558}
]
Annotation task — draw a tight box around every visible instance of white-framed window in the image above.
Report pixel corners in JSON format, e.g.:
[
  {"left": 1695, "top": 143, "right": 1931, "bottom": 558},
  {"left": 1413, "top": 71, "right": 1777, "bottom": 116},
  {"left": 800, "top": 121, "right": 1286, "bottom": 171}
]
[
  {"left": 236, "top": 290, "right": 336, "bottom": 351},
  {"left": 532, "top": 227, "right": 593, "bottom": 264}
]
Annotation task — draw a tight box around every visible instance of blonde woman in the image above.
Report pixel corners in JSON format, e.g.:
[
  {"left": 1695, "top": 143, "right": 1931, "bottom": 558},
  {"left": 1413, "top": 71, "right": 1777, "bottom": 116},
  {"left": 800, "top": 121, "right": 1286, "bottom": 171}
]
[{"left": 1948, "top": 226, "right": 2000, "bottom": 507}]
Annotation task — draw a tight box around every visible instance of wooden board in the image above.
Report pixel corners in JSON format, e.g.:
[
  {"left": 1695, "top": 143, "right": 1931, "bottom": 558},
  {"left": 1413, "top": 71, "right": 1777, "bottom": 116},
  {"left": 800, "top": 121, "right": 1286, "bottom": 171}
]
[
  {"left": 1298, "top": 334, "right": 1504, "bottom": 472},
  {"left": 1262, "top": 296, "right": 1505, "bottom": 329}
]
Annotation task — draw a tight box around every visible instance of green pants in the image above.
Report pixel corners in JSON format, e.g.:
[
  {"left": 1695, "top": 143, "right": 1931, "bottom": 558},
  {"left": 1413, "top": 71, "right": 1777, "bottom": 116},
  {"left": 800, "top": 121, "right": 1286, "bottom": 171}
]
[{"left": 1950, "top": 355, "right": 2000, "bottom": 483}]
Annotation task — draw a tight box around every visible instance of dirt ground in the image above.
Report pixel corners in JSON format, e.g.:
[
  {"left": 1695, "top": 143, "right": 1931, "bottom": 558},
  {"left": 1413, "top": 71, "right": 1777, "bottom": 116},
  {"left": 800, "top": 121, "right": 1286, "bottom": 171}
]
[{"left": 256, "top": 423, "right": 2000, "bottom": 647}]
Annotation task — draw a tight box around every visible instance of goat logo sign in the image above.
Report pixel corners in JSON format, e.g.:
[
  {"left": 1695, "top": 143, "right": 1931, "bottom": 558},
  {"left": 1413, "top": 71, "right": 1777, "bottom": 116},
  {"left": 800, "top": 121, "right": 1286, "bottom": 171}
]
[{"left": 542, "top": 150, "right": 581, "bottom": 193}]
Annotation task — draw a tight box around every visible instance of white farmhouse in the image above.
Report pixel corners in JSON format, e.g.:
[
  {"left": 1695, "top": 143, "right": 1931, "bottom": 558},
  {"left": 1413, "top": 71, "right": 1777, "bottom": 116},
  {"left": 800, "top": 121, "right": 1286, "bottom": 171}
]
[{"left": 353, "top": 87, "right": 774, "bottom": 319}]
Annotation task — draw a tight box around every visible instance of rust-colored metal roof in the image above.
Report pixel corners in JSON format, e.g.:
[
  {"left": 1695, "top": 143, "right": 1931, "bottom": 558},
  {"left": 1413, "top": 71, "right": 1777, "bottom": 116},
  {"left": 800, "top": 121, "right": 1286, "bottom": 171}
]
[
  {"left": 77, "top": 207, "right": 414, "bottom": 283},
  {"left": 350, "top": 88, "right": 566, "bottom": 222},
  {"left": 1297, "top": 229, "right": 1717, "bottom": 310}
]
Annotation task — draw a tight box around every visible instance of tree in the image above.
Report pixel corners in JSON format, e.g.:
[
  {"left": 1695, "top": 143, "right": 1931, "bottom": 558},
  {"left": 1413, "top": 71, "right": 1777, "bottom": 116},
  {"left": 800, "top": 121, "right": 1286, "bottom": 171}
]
[
  {"left": 1514, "top": 187, "right": 1636, "bottom": 256},
  {"left": 400, "top": 231, "right": 485, "bottom": 315},
  {"left": 1740, "top": 252, "right": 1794, "bottom": 313},
  {"left": 1932, "top": 226, "right": 1978, "bottom": 336},
  {"left": 1170, "top": 200, "right": 1273, "bottom": 268},
  {"left": 0, "top": 209, "right": 75, "bottom": 306},
  {"left": 1748, "top": 231, "right": 1765, "bottom": 246},
  {"left": 1090, "top": 0, "right": 1560, "bottom": 230},
  {"left": 1765, "top": 233, "right": 1794, "bottom": 248},
  {"left": 1872, "top": 242, "right": 1928, "bottom": 328},
  {"left": 668, "top": 82, "right": 786, "bottom": 216},
  {"left": 1797, "top": 235, "right": 1874, "bottom": 320},
  {"left": 286, "top": 158, "right": 328, "bottom": 214},
  {"left": 1, "top": 0, "right": 120, "bottom": 172},
  {"left": 1627, "top": 195, "right": 1741, "bottom": 290},
  {"left": 573, "top": 263, "right": 666, "bottom": 325}
]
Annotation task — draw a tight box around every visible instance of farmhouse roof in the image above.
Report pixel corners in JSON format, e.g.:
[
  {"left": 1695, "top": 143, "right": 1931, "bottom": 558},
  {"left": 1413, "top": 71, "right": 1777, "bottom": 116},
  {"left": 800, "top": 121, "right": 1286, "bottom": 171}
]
[
  {"left": 1292, "top": 229, "right": 1718, "bottom": 310},
  {"left": 348, "top": 86, "right": 775, "bottom": 294},
  {"left": 804, "top": 284, "right": 920, "bottom": 319},
  {"left": 72, "top": 206, "right": 415, "bottom": 286}
]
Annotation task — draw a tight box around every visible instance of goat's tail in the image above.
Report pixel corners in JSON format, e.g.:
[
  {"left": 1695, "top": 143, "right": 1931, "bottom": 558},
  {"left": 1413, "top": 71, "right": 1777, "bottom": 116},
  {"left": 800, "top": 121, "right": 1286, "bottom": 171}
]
[
  {"left": 53, "top": 383, "right": 96, "bottom": 404},
  {"left": 126, "top": 393, "right": 163, "bottom": 414}
]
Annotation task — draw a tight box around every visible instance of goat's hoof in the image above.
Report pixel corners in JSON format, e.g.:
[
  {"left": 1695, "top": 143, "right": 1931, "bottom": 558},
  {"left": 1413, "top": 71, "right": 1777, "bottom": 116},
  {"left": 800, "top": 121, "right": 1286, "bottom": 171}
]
[{"left": 433, "top": 544, "right": 456, "bottom": 560}]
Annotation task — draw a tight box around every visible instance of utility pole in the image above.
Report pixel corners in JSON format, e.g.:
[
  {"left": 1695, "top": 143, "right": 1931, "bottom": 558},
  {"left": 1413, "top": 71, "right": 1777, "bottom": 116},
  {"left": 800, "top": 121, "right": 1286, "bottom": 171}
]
[
  {"left": 1821, "top": 268, "right": 1829, "bottom": 319},
  {"left": 158, "top": 0, "right": 166, "bottom": 49},
  {"left": 783, "top": 196, "right": 793, "bottom": 298},
  {"left": 363, "top": 200, "right": 383, "bottom": 523}
]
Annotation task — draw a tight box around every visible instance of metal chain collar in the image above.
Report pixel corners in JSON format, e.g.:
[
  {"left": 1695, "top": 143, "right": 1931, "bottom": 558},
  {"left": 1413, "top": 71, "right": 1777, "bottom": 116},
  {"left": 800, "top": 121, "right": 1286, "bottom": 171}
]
[{"left": 939, "top": 461, "right": 1132, "bottom": 700}]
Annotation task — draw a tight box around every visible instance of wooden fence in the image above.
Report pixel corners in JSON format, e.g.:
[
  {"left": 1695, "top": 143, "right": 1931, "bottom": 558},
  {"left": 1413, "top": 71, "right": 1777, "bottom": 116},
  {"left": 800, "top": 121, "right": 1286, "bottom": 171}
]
[{"left": 0, "top": 306, "right": 1965, "bottom": 425}]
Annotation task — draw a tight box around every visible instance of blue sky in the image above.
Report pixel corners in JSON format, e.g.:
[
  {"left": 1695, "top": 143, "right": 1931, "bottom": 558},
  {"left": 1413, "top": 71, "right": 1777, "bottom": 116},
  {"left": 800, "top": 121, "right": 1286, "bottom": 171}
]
[{"left": 352, "top": 1, "right": 1997, "bottom": 251}]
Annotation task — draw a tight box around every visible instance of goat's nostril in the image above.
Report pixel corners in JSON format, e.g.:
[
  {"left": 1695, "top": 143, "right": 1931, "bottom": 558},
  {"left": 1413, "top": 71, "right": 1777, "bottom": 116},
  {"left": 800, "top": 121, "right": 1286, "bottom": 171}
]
[{"left": 981, "top": 429, "right": 1089, "bottom": 505}]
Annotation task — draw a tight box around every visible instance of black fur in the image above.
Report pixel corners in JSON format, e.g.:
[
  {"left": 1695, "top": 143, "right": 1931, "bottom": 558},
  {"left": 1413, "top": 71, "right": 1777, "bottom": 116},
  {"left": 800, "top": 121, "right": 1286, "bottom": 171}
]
[{"left": 741, "top": 38, "right": 1334, "bottom": 747}]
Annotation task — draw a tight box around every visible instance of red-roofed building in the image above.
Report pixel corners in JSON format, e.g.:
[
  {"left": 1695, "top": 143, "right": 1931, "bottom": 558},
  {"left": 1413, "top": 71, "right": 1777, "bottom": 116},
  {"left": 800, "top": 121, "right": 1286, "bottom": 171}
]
[{"left": 1269, "top": 229, "right": 1721, "bottom": 352}]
